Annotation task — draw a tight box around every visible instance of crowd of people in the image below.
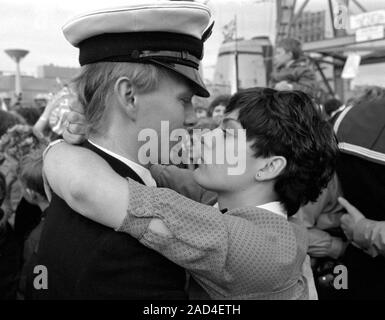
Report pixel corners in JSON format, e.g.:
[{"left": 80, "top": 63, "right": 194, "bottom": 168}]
[{"left": 0, "top": 1, "right": 385, "bottom": 301}]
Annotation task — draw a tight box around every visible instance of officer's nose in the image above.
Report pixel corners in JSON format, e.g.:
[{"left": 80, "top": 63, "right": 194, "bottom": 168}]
[{"left": 183, "top": 104, "right": 198, "bottom": 128}]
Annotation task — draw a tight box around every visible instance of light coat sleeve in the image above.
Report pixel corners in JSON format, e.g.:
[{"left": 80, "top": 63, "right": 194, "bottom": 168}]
[
  {"left": 117, "top": 178, "right": 233, "bottom": 285},
  {"left": 353, "top": 219, "right": 385, "bottom": 257}
]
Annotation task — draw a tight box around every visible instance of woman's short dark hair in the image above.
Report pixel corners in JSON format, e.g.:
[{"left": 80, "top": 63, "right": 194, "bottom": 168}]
[{"left": 226, "top": 87, "right": 338, "bottom": 216}]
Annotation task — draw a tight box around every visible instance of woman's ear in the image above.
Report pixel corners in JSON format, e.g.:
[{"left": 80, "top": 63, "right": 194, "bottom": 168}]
[
  {"left": 255, "top": 156, "right": 287, "bottom": 181},
  {"left": 114, "top": 77, "right": 137, "bottom": 120}
]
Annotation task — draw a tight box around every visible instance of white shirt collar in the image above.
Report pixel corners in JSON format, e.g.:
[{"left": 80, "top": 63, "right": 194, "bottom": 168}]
[
  {"left": 88, "top": 139, "right": 157, "bottom": 187},
  {"left": 214, "top": 201, "right": 287, "bottom": 219},
  {"left": 257, "top": 201, "right": 287, "bottom": 219}
]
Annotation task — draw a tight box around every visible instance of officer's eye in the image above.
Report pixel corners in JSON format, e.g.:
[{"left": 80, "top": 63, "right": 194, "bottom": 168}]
[{"left": 180, "top": 97, "right": 192, "bottom": 105}]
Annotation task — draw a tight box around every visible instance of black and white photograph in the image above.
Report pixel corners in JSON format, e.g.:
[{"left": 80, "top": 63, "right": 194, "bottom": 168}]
[{"left": 0, "top": 0, "right": 385, "bottom": 310}]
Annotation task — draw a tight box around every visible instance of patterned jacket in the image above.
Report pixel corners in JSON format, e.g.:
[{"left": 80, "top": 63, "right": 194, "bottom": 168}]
[{"left": 118, "top": 174, "right": 309, "bottom": 300}]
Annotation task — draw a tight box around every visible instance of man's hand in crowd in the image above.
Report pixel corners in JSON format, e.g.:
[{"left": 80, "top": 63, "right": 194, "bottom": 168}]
[
  {"left": 274, "top": 81, "right": 294, "bottom": 91},
  {"left": 339, "top": 197, "right": 365, "bottom": 241},
  {"left": 63, "top": 102, "right": 88, "bottom": 145}
]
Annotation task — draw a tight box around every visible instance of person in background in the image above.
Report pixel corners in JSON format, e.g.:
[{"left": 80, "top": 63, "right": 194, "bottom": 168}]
[
  {"left": 194, "top": 106, "right": 208, "bottom": 119},
  {"left": 339, "top": 197, "right": 385, "bottom": 258},
  {"left": 323, "top": 98, "right": 343, "bottom": 120},
  {"left": 192, "top": 96, "right": 209, "bottom": 119},
  {"left": 297, "top": 89, "right": 385, "bottom": 299},
  {"left": 270, "top": 38, "right": 318, "bottom": 98},
  {"left": 208, "top": 94, "right": 231, "bottom": 125},
  {"left": 295, "top": 174, "right": 347, "bottom": 299},
  {"left": 17, "top": 148, "right": 47, "bottom": 299},
  {"left": 0, "top": 111, "right": 24, "bottom": 224},
  {"left": 0, "top": 110, "right": 22, "bottom": 138},
  {"left": 0, "top": 172, "right": 22, "bottom": 300},
  {"left": 334, "top": 94, "right": 385, "bottom": 299},
  {"left": 0, "top": 124, "right": 48, "bottom": 241}
]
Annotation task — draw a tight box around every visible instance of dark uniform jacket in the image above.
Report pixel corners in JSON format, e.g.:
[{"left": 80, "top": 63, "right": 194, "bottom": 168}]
[
  {"left": 269, "top": 57, "right": 319, "bottom": 98},
  {"left": 28, "top": 141, "right": 187, "bottom": 300},
  {"left": 334, "top": 98, "right": 385, "bottom": 299}
]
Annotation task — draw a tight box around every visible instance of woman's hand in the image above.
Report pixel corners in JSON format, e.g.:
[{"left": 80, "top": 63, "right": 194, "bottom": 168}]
[
  {"left": 338, "top": 197, "right": 365, "bottom": 240},
  {"left": 63, "top": 102, "right": 88, "bottom": 144}
]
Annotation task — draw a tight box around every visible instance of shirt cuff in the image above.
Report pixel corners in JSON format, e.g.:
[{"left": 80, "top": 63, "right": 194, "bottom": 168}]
[{"left": 116, "top": 178, "right": 158, "bottom": 239}]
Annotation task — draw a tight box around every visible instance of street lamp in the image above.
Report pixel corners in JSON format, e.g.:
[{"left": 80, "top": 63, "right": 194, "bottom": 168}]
[{"left": 5, "top": 49, "right": 29, "bottom": 100}]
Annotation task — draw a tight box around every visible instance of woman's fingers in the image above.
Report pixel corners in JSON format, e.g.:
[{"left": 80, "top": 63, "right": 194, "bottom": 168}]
[{"left": 67, "top": 109, "right": 86, "bottom": 125}]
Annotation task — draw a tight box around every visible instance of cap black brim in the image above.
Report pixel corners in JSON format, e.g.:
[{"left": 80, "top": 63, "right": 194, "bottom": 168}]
[{"left": 149, "top": 60, "right": 210, "bottom": 98}]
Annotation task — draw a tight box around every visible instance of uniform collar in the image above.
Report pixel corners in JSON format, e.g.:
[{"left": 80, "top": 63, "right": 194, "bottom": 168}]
[{"left": 88, "top": 139, "right": 157, "bottom": 187}]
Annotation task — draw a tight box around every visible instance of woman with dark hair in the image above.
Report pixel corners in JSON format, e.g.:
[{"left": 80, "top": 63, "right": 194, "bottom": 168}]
[{"left": 43, "top": 88, "right": 338, "bottom": 299}]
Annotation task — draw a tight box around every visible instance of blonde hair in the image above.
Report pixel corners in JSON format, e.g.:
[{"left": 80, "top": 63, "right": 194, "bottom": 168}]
[{"left": 72, "top": 62, "right": 169, "bottom": 134}]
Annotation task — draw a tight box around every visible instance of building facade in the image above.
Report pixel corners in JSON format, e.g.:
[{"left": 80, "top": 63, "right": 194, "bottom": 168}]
[
  {"left": 212, "top": 37, "right": 273, "bottom": 96},
  {"left": 0, "top": 64, "right": 79, "bottom": 107},
  {"left": 290, "top": 11, "right": 326, "bottom": 43}
]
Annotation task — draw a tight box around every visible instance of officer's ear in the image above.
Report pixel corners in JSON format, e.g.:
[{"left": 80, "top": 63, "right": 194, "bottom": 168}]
[{"left": 114, "top": 77, "right": 137, "bottom": 119}]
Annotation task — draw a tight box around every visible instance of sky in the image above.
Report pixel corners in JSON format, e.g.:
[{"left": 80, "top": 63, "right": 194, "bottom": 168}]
[{"left": 0, "top": 0, "right": 383, "bottom": 81}]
